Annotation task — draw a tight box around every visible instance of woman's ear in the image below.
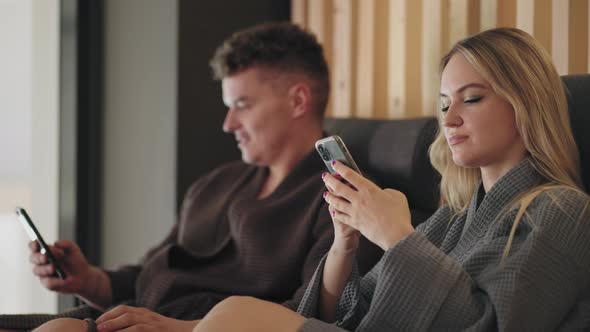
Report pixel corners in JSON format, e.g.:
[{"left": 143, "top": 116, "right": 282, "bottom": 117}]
[{"left": 289, "top": 82, "right": 312, "bottom": 119}]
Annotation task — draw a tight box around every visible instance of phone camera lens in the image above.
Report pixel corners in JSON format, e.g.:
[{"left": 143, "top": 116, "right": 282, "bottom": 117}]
[{"left": 318, "top": 144, "right": 331, "bottom": 161}]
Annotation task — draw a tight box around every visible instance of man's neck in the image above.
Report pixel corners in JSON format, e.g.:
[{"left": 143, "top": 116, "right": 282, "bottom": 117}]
[{"left": 257, "top": 127, "right": 323, "bottom": 199}]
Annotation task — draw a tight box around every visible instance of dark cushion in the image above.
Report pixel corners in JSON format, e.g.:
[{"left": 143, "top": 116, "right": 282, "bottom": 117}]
[{"left": 563, "top": 74, "right": 590, "bottom": 193}]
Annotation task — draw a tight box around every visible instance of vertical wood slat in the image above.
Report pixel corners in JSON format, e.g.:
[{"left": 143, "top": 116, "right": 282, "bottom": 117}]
[
  {"left": 569, "top": 0, "right": 589, "bottom": 73},
  {"left": 468, "top": 0, "right": 481, "bottom": 35},
  {"left": 406, "top": 0, "right": 423, "bottom": 118},
  {"left": 497, "top": 0, "right": 517, "bottom": 27},
  {"left": 373, "top": 0, "right": 390, "bottom": 119},
  {"left": 307, "top": 0, "right": 334, "bottom": 115},
  {"left": 516, "top": 0, "right": 535, "bottom": 34},
  {"left": 480, "top": 0, "right": 497, "bottom": 31},
  {"left": 449, "top": 0, "right": 481, "bottom": 48},
  {"left": 291, "top": 0, "right": 307, "bottom": 27},
  {"left": 356, "top": 0, "right": 375, "bottom": 118},
  {"left": 449, "top": 0, "right": 469, "bottom": 47},
  {"left": 332, "top": 0, "right": 354, "bottom": 117},
  {"left": 516, "top": 0, "right": 552, "bottom": 54},
  {"left": 296, "top": 0, "right": 589, "bottom": 121},
  {"left": 553, "top": 0, "right": 569, "bottom": 74},
  {"left": 388, "top": 0, "right": 406, "bottom": 118},
  {"left": 534, "top": 0, "right": 553, "bottom": 53},
  {"left": 422, "top": 0, "right": 446, "bottom": 116}
]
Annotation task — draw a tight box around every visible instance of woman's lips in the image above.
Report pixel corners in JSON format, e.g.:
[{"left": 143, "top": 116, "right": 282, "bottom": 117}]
[{"left": 447, "top": 135, "right": 468, "bottom": 146}]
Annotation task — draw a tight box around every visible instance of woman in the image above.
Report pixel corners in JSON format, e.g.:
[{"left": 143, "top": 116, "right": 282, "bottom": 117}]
[{"left": 192, "top": 27, "right": 590, "bottom": 331}]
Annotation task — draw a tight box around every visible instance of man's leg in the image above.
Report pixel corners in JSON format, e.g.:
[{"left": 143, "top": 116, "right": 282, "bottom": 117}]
[
  {"left": 32, "top": 318, "right": 89, "bottom": 332},
  {"left": 194, "top": 296, "right": 305, "bottom": 332}
]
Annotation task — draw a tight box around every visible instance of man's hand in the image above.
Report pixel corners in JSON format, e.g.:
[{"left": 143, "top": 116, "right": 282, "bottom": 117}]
[
  {"left": 29, "top": 240, "right": 112, "bottom": 309},
  {"left": 95, "top": 305, "right": 198, "bottom": 332}
]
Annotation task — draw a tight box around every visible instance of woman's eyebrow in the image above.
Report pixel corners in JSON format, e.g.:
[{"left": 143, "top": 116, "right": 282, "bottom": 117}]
[{"left": 440, "top": 82, "right": 488, "bottom": 97}]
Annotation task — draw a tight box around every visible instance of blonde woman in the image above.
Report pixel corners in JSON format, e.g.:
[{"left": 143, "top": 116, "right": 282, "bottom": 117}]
[{"left": 189, "top": 27, "right": 590, "bottom": 331}]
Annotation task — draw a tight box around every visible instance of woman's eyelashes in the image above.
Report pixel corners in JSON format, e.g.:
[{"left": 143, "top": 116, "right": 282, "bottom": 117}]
[
  {"left": 464, "top": 95, "right": 483, "bottom": 104},
  {"left": 440, "top": 95, "right": 483, "bottom": 113}
]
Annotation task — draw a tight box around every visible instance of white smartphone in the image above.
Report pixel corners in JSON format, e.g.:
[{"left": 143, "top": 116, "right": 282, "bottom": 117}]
[
  {"left": 315, "top": 135, "right": 361, "bottom": 175},
  {"left": 15, "top": 207, "right": 66, "bottom": 279}
]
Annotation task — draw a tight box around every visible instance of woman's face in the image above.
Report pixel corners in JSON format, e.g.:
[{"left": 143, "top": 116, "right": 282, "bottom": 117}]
[{"left": 439, "top": 54, "right": 526, "bottom": 175}]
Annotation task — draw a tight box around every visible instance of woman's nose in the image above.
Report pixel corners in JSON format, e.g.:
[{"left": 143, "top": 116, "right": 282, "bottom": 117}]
[{"left": 442, "top": 105, "right": 463, "bottom": 128}]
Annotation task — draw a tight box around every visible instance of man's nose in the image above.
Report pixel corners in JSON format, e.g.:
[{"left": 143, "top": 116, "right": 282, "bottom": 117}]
[{"left": 222, "top": 108, "right": 237, "bottom": 133}]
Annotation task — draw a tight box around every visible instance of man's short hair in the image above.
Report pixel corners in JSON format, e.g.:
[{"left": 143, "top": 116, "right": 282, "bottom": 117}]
[{"left": 210, "top": 22, "right": 330, "bottom": 116}]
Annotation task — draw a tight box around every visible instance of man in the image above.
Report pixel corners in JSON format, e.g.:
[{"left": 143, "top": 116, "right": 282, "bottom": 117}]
[{"left": 1, "top": 22, "right": 334, "bottom": 331}]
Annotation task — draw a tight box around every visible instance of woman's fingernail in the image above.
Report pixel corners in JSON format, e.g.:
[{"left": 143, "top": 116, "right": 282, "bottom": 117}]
[
  {"left": 331, "top": 160, "right": 336, "bottom": 166},
  {"left": 321, "top": 172, "right": 327, "bottom": 179},
  {"left": 331, "top": 210, "right": 336, "bottom": 216},
  {"left": 334, "top": 172, "right": 340, "bottom": 177},
  {"left": 323, "top": 191, "right": 328, "bottom": 198}
]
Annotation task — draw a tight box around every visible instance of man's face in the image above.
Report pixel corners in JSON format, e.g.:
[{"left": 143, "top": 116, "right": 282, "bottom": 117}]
[{"left": 221, "top": 67, "right": 293, "bottom": 166}]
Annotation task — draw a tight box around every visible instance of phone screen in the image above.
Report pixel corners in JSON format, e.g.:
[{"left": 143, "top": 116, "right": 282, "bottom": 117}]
[{"left": 15, "top": 207, "right": 66, "bottom": 279}]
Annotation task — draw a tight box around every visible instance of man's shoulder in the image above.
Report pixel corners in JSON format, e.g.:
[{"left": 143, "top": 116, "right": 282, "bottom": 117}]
[
  {"left": 183, "top": 160, "right": 257, "bottom": 197},
  {"left": 208, "top": 160, "right": 255, "bottom": 177}
]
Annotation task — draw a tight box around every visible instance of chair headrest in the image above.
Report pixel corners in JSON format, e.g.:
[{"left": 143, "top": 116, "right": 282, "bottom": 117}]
[{"left": 563, "top": 74, "right": 590, "bottom": 193}]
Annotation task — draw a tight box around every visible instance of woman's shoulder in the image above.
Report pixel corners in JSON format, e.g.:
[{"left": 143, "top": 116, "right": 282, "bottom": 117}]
[
  {"left": 528, "top": 185, "right": 590, "bottom": 224},
  {"left": 525, "top": 186, "right": 590, "bottom": 263}
]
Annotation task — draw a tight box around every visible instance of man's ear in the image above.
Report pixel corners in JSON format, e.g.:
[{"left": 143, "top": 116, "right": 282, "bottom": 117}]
[{"left": 289, "top": 82, "right": 312, "bottom": 119}]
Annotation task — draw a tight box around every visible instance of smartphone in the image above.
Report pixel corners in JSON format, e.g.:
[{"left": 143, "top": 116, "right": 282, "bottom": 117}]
[
  {"left": 315, "top": 135, "right": 361, "bottom": 175},
  {"left": 15, "top": 207, "right": 66, "bottom": 279}
]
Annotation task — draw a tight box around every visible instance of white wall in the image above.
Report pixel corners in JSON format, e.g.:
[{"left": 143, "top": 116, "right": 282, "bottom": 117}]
[
  {"left": 0, "top": 0, "right": 60, "bottom": 313},
  {"left": 102, "top": 0, "right": 178, "bottom": 269}
]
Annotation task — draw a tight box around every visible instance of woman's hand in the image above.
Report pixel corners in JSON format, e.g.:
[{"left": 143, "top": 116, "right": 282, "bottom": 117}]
[
  {"left": 322, "top": 161, "right": 415, "bottom": 251},
  {"left": 326, "top": 201, "right": 361, "bottom": 255},
  {"left": 95, "top": 305, "right": 198, "bottom": 332}
]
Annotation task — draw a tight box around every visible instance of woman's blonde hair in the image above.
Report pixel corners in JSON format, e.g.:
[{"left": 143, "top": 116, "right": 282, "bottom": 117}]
[{"left": 429, "top": 28, "right": 583, "bottom": 218}]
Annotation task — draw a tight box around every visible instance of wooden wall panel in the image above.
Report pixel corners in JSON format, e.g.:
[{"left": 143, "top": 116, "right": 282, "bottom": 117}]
[
  {"left": 517, "top": 0, "right": 535, "bottom": 34},
  {"left": 449, "top": 0, "right": 481, "bottom": 48},
  {"left": 291, "top": 0, "right": 307, "bottom": 27},
  {"left": 534, "top": 0, "right": 552, "bottom": 53},
  {"left": 373, "top": 0, "right": 390, "bottom": 119},
  {"left": 307, "top": 0, "right": 334, "bottom": 115},
  {"left": 388, "top": 0, "right": 406, "bottom": 118},
  {"left": 497, "top": 0, "right": 517, "bottom": 27},
  {"left": 569, "top": 0, "right": 589, "bottom": 73},
  {"left": 405, "top": 0, "right": 423, "bottom": 118},
  {"left": 553, "top": 0, "right": 570, "bottom": 74},
  {"left": 422, "top": 0, "right": 448, "bottom": 116},
  {"left": 481, "top": 0, "right": 498, "bottom": 30},
  {"left": 294, "top": 0, "right": 588, "bottom": 120},
  {"left": 356, "top": 0, "right": 375, "bottom": 118},
  {"left": 332, "top": 0, "right": 355, "bottom": 117}
]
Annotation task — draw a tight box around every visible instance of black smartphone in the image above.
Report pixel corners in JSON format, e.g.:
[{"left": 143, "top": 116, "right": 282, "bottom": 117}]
[
  {"left": 315, "top": 135, "right": 361, "bottom": 175},
  {"left": 15, "top": 207, "right": 66, "bottom": 279}
]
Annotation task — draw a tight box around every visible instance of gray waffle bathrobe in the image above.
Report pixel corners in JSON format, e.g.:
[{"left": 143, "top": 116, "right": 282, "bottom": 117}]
[{"left": 298, "top": 159, "right": 590, "bottom": 331}]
